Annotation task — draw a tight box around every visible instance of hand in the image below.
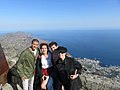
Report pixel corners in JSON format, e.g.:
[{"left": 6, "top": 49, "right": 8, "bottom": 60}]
[
  {"left": 22, "top": 75, "right": 27, "bottom": 80},
  {"left": 70, "top": 69, "right": 79, "bottom": 80},
  {"left": 62, "top": 85, "right": 65, "bottom": 90},
  {"left": 42, "top": 75, "right": 47, "bottom": 81},
  {"left": 41, "top": 75, "right": 49, "bottom": 89}
]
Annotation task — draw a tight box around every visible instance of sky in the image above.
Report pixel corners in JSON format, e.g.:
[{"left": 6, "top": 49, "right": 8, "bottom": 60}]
[{"left": 0, "top": 0, "right": 120, "bottom": 32}]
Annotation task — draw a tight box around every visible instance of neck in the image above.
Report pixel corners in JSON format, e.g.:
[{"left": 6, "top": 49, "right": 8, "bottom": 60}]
[
  {"left": 43, "top": 52, "right": 48, "bottom": 59},
  {"left": 42, "top": 52, "right": 48, "bottom": 56},
  {"left": 30, "top": 47, "right": 36, "bottom": 51}
]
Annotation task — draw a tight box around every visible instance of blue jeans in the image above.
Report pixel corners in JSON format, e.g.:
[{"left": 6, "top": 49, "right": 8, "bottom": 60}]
[{"left": 47, "top": 76, "right": 54, "bottom": 90}]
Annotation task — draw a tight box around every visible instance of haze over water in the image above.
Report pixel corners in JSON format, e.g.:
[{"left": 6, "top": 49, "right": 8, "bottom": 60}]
[{"left": 29, "top": 30, "right": 120, "bottom": 66}]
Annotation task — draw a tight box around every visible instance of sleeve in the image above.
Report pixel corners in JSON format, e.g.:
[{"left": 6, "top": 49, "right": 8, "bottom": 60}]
[
  {"left": 52, "top": 50, "right": 59, "bottom": 65},
  {"left": 35, "top": 58, "right": 43, "bottom": 78},
  {"left": 9, "top": 64, "right": 19, "bottom": 76},
  {"left": 16, "top": 52, "right": 25, "bottom": 78},
  {"left": 74, "top": 59, "right": 82, "bottom": 74}
]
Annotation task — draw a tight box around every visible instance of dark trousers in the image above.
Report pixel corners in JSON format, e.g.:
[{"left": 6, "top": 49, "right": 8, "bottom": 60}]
[
  {"left": 51, "top": 72, "right": 62, "bottom": 90},
  {"left": 62, "top": 77, "right": 82, "bottom": 90},
  {"left": 33, "top": 74, "right": 41, "bottom": 90},
  {"left": 10, "top": 83, "right": 18, "bottom": 90}
]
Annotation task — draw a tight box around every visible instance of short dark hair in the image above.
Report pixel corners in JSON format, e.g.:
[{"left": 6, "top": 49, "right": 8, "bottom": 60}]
[
  {"left": 31, "top": 39, "right": 39, "bottom": 44},
  {"left": 49, "top": 41, "right": 58, "bottom": 47},
  {"left": 40, "top": 43, "right": 49, "bottom": 50}
]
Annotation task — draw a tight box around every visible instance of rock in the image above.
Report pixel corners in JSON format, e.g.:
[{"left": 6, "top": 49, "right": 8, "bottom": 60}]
[
  {"left": 0, "top": 32, "right": 120, "bottom": 90},
  {"left": 0, "top": 32, "right": 47, "bottom": 67},
  {"left": 2, "top": 83, "right": 13, "bottom": 90},
  {"left": 78, "top": 58, "right": 120, "bottom": 90}
]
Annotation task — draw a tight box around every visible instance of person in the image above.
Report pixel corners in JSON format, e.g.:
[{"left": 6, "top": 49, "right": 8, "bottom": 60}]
[
  {"left": 7, "top": 62, "right": 23, "bottom": 90},
  {"left": 49, "top": 42, "right": 73, "bottom": 90},
  {"left": 49, "top": 42, "right": 62, "bottom": 90},
  {"left": 49, "top": 42, "right": 72, "bottom": 65},
  {"left": 55, "top": 47, "right": 82, "bottom": 90},
  {"left": 49, "top": 41, "right": 58, "bottom": 52},
  {"left": 49, "top": 41, "right": 59, "bottom": 65},
  {"left": 35, "top": 43, "right": 54, "bottom": 90},
  {"left": 17, "top": 39, "right": 40, "bottom": 90}
]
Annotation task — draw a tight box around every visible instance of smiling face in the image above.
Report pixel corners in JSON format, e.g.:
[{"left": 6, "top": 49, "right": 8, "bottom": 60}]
[
  {"left": 50, "top": 44, "right": 58, "bottom": 52},
  {"left": 59, "top": 52, "right": 66, "bottom": 60},
  {"left": 41, "top": 45, "right": 48, "bottom": 54},
  {"left": 31, "top": 41, "right": 39, "bottom": 50}
]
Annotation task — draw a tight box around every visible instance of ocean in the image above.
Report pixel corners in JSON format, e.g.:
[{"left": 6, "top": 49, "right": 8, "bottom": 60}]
[
  {"left": 28, "top": 30, "right": 120, "bottom": 66},
  {"left": 1, "top": 30, "right": 120, "bottom": 66}
]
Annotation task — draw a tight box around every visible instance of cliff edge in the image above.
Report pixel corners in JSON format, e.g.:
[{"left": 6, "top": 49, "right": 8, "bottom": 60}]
[{"left": 0, "top": 32, "right": 120, "bottom": 90}]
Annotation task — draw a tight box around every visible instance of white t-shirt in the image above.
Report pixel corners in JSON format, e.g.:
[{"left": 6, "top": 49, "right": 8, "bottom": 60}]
[
  {"left": 32, "top": 49, "right": 37, "bottom": 56},
  {"left": 41, "top": 52, "right": 53, "bottom": 69}
]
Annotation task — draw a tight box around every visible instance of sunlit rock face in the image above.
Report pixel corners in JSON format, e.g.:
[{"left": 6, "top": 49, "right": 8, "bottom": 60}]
[{"left": 0, "top": 32, "right": 120, "bottom": 90}]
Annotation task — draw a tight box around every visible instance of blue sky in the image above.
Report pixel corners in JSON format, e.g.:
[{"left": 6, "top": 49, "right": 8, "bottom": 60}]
[{"left": 0, "top": 0, "right": 120, "bottom": 31}]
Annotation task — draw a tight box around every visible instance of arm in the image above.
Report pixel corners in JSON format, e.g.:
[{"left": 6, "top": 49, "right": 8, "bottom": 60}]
[
  {"left": 74, "top": 59, "right": 82, "bottom": 74},
  {"left": 16, "top": 52, "right": 26, "bottom": 79},
  {"left": 70, "top": 59, "right": 82, "bottom": 80},
  {"left": 35, "top": 58, "right": 43, "bottom": 78}
]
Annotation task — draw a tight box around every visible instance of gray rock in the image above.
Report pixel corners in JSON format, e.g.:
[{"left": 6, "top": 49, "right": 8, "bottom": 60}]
[
  {"left": 0, "top": 32, "right": 47, "bottom": 67},
  {"left": 0, "top": 32, "right": 120, "bottom": 90},
  {"left": 78, "top": 58, "right": 120, "bottom": 90}
]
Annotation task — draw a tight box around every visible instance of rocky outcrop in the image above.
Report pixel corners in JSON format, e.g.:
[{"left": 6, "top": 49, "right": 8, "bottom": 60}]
[
  {"left": 0, "top": 32, "right": 120, "bottom": 90},
  {"left": 77, "top": 58, "right": 120, "bottom": 90},
  {"left": 0, "top": 32, "right": 47, "bottom": 67}
]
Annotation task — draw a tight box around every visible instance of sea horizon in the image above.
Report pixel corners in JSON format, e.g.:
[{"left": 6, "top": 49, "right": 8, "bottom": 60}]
[{"left": 0, "top": 29, "right": 120, "bottom": 66}]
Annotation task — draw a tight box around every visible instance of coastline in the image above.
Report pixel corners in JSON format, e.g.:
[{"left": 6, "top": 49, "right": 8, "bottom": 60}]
[{"left": 0, "top": 32, "right": 120, "bottom": 90}]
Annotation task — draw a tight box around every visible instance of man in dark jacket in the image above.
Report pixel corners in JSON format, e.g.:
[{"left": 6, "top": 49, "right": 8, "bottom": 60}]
[
  {"left": 49, "top": 42, "right": 72, "bottom": 65},
  {"left": 49, "top": 41, "right": 60, "bottom": 64},
  {"left": 49, "top": 42, "right": 62, "bottom": 90},
  {"left": 55, "top": 47, "right": 82, "bottom": 90}
]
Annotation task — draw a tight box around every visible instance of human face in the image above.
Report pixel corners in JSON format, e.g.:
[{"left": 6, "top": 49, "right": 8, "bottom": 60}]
[
  {"left": 31, "top": 41, "right": 39, "bottom": 50},
  {"left": 41, "top": 45, "right": 48, "bottom": 54},
  {"left": 50, "top": 45, "right": 58, "bottom": 51},
  {"left": 59, "top": 52, "right": 66, "bottom": 60}
]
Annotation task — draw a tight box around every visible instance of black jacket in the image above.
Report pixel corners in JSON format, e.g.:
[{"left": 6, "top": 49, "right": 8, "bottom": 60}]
[
  {"left": 7, "top": 64, "right": 23, "bottom": 90},
  {"left": 52, "top": 46, "right": 61, "bottom": 66},
  {"left": 33, "top": 55, "right": 43, "bottom": 90},
  {"left": 33, "top": 52, "right": 53, "bottom": 90},
  {"left": 55, "top": 56, "right": 82, "bottom": 90}
]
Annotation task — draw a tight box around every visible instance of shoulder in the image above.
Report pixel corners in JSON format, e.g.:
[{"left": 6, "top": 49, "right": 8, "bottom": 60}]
[
  {"left": 20, "top": 48, "right": 30, "bottom": 56},
  {"left": 53, "top": 49, "right": 59, "bottom": 54},
  {"left": 66, "top": 53, "right": 72, "bottom": 57},
  {"left": 48, "top": 51, "right": 52, "bottom": 56},
  {"left": 21, "top": 49, "right": 27, "bottom": 54},
  {"left": 66, "top": 56, "right": 75, "bottom": 62},
  {"left": 66, "top": 56, "right": 74, "bottom": 59},
  {"left": 54, "top": 46, "right": 63, "bottom": 53},
  {"left": 36, "top": 48, "right": 40, "bottom": 52},
  {"left": 48, "top": 51, "right": 52, "bottom": 54}
]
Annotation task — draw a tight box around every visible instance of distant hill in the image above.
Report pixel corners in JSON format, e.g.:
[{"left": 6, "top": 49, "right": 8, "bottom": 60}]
[
  {"left": 0, "top": 32, "right": 47, "bottom": 67},
  {"left": 0, "top": 32, "right": 120, "bottom": 90}
]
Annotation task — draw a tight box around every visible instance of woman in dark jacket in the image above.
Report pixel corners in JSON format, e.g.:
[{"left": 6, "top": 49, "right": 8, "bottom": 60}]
[
  {"left": 34, "top": 43, "right": 54, "bottom": 90},
  {"left": 55, "top": 47, "right": 82, "bottom": 90}
]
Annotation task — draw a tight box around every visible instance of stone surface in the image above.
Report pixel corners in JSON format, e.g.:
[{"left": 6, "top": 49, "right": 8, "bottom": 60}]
[{"left": 0, "top": 32, "right": 120, "bottom": 90}]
